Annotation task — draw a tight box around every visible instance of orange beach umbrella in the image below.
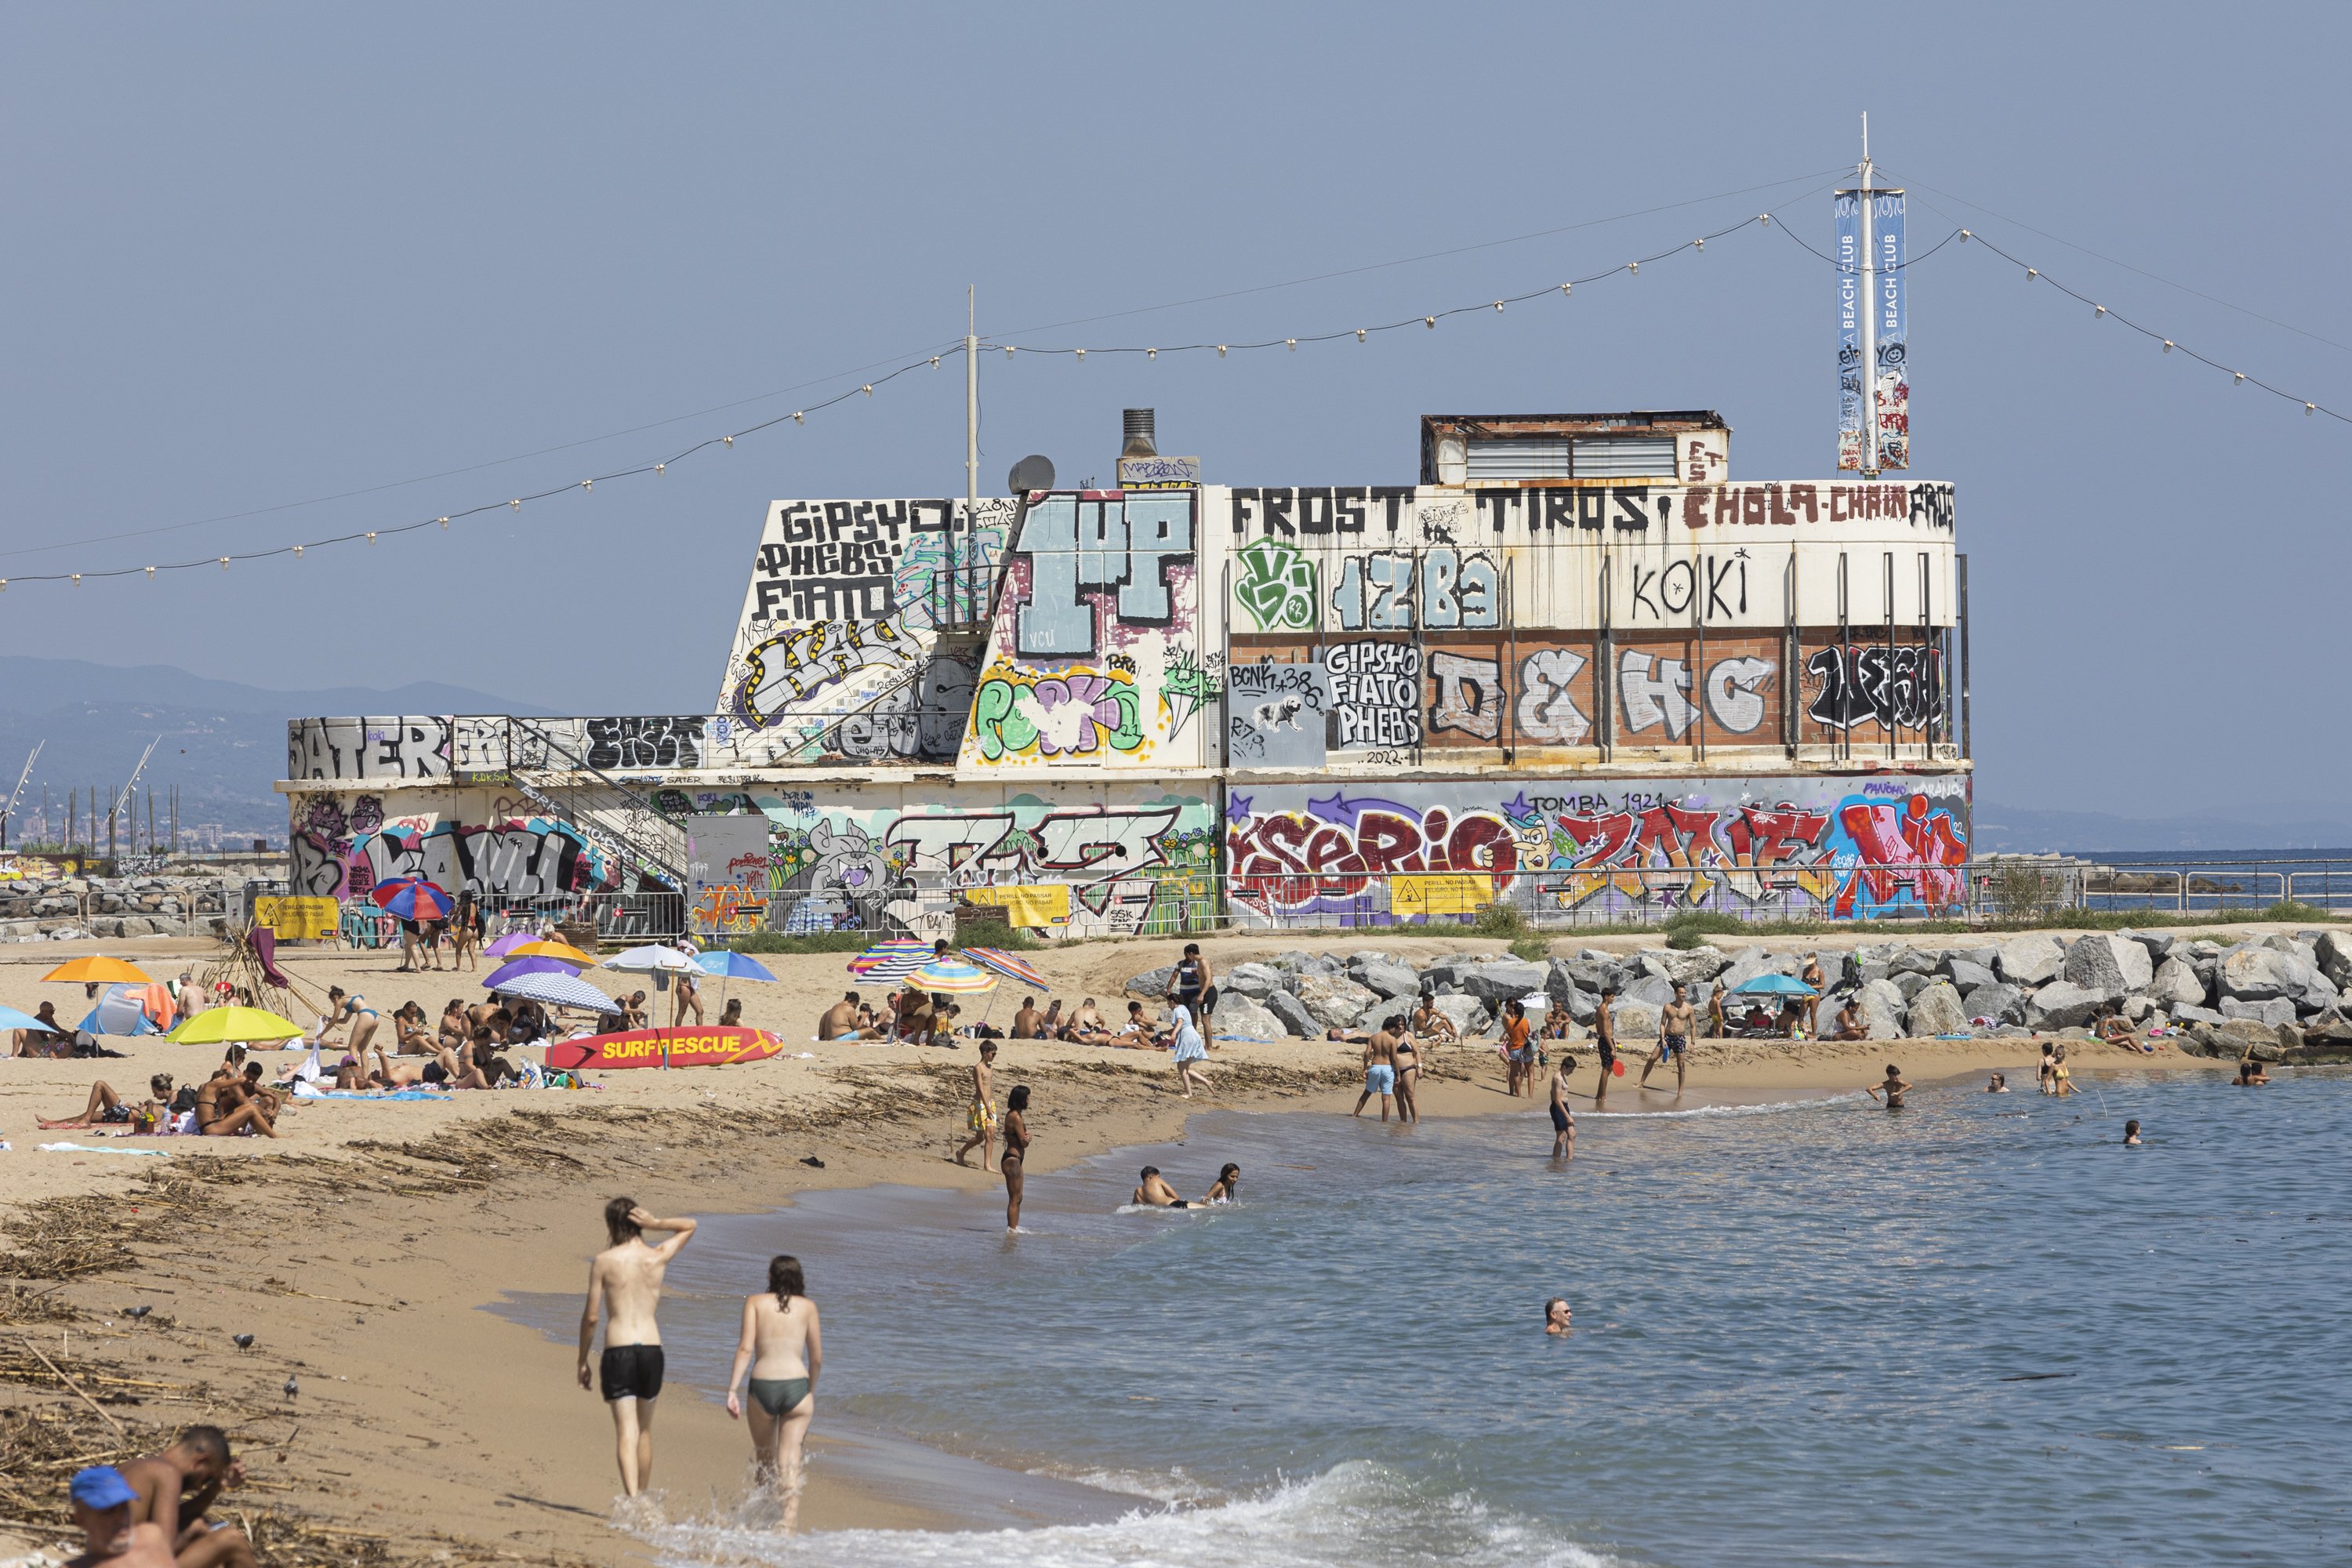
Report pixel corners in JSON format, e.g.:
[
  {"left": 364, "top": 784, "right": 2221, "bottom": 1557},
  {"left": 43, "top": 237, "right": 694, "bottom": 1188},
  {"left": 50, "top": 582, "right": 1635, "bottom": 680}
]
[{"left": 42, "top": 956, "right": 154, "bottom": 985}]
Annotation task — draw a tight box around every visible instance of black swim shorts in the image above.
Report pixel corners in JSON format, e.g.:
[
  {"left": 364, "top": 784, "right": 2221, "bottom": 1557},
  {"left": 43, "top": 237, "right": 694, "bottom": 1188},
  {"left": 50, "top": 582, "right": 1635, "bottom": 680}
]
[
  {"left": 600, "top": 1343, "right": 666, "bottom": 1403},
  {"left": 1549, "top": 1102, "right": 1572, "bottom": 1133}
]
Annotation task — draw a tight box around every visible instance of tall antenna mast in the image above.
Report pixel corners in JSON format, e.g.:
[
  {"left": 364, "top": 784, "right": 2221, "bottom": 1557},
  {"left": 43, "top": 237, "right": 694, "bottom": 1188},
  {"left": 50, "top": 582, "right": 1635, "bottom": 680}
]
[
  {"left": 1857, "top": 111, "right": 1879, "bottom": 476},
  {"left": 964, "top": 285, "right": 979, "bottom": 623}
]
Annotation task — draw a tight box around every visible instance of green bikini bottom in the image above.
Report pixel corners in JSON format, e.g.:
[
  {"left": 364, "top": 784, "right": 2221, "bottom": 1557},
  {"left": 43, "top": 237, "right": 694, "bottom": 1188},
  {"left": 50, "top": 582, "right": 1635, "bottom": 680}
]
[{"left": 749, "top": 1377, "right": 811, "bottom": 1417}]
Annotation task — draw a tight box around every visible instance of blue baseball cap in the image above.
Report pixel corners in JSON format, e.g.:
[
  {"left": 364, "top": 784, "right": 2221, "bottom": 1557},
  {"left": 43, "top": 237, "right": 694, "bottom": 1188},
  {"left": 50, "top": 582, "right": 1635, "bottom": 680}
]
[{"left": 71, "top": 1466, "right": 136, "bottom": 1510}]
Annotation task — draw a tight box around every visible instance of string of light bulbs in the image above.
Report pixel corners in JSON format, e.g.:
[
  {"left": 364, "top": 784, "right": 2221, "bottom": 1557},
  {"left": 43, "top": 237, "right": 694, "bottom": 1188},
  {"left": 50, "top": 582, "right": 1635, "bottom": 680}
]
[{"left": 2, "top": 206, "right": 1793, "bottom": 595}]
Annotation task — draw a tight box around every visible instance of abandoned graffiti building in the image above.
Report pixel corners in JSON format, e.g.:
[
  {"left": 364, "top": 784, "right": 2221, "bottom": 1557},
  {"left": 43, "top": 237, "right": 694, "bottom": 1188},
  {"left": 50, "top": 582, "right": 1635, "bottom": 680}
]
[{"left": 280, "top": 409, "right": 1971, "bottom": 939}]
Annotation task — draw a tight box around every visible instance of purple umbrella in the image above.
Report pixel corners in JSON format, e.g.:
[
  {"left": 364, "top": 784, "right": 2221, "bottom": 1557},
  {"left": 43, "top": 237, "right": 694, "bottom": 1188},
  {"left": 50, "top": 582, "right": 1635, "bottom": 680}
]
[
  {"left": 483, "top": 956, "right": 573, "bottom": 989},
  {"left": 484, "top": 931, "right": 536, "bottom": 960}
]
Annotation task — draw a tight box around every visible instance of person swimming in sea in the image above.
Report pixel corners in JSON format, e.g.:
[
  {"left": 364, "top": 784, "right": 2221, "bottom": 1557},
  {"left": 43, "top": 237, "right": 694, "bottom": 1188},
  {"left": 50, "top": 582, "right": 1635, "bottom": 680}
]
[
  {"left": 2123, "top": 1119, "right": 2143, "bottom": 1146},
  {"left": 1985, "top": 1072, "right": 2009, "bottom": 1092},
  {"left": 1864, "top": 1063, "right": 1911, "bottom": 1110},
  {"left": 1132, "top": 1167, "right": 1192, "bottom": 1208},
  {"left": 1544, "top": 1298, "right": 1573, "bottom": 1335},
  {"left": 1203, "top": 1163, "right": 1240, "bottom": 1203},
  {"left": 2236, "top": 1058, "right": 2271, "bottom": 1086}
]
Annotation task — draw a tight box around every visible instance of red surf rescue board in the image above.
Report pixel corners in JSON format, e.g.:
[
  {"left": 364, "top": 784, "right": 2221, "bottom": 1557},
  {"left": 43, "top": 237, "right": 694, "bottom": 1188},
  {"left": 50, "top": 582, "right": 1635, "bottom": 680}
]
[{"left": 544, "top": 1026, "right": 784, "bottom": 1071}]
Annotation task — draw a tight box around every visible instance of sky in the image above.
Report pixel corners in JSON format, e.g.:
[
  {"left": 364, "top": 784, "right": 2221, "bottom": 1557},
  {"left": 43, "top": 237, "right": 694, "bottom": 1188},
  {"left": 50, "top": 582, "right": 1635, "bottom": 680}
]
[{"left": 3, "top": 4, "right": 2348, "bottom": 822}]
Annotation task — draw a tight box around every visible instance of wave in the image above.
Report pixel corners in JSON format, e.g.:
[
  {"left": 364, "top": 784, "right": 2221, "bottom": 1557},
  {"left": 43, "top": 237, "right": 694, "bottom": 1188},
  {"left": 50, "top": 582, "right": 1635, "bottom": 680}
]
[
  {"left": 636, "top": 1460, "right": 1626, "bottom": 1568},
  {"left": 1576, "top": 1091, "right": 1870, "bottom": 1120}
]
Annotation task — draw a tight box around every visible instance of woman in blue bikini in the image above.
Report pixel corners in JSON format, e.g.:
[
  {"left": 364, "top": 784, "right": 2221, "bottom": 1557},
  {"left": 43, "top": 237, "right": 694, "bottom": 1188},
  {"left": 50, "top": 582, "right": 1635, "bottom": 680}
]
[{"left": 725, "top": 1254, "right": 823, "bottom": 1531}]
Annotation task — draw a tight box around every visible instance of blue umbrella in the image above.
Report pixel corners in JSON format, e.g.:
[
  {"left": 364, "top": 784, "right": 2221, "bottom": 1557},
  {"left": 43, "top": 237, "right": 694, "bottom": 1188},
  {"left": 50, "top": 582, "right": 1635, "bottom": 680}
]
[
  {"left": 0, "top": 1004, "right": 58, "bottom": 1033},
  {"left": 1730, "top": 972, "right": 1817, "bottom": 996},
  {"left": 697, "top": 951, "right": 776, "bottom": 981},
  {"left": 484, "top": 956, "right": 574, "bottom": 989}
]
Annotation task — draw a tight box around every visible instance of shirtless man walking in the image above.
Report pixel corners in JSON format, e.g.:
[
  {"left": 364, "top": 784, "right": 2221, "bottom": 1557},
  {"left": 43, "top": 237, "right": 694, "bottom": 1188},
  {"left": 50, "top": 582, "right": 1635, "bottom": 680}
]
[
  {"left": 1592, "top": 987, "right": 1619, "bottom": 1109},
  {"left": 122, "top": 1425, "right": 253, "bottom": 1568},
  {"left": 953, "top": 1040, "right": 998, "bottom": 1170},
  {"left": 578, "top": 1198, "right": 698, "bottom": 1497},
  {"left": 1352, "top": 1022, "right": 1399, "bottom": 1122},
  {"left": 1643, "top": 982, "right": 1696, "bottom": 1093}
]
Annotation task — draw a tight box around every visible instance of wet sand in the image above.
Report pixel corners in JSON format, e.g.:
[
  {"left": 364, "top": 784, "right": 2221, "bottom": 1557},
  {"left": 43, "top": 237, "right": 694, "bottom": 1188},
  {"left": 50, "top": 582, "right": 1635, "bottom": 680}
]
[{"left": 0, "top": 926, "right": 2253, "bottom": 1564}]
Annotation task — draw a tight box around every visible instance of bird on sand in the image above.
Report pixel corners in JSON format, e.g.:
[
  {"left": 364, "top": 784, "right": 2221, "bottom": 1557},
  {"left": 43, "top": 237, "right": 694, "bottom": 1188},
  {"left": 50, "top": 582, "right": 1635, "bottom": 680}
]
[
  {"left": 233, "top": 1334, "right": 255, "bottom": 1349},
  {"left": 283, "top": 1374, "right": 299, "bottom": 1400}
]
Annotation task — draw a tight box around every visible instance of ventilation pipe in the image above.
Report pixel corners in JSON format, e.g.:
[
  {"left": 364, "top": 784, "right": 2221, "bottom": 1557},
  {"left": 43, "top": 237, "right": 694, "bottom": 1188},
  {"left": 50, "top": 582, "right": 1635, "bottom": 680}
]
[{"left": 1121, "top": 408, "right": 1157, "bottom": 459}]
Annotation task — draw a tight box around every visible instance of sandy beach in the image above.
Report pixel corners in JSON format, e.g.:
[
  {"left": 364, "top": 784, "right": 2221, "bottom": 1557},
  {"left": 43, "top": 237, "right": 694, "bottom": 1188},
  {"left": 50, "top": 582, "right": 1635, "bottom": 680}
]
[{"left": 0, "top": 924, "right": 2268, "bottom": 1566}]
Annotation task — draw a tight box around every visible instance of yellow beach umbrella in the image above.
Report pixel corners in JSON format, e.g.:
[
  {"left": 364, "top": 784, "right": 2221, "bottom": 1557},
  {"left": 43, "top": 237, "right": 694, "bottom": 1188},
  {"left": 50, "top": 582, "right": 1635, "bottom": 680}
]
[
  {"left": 167, "top": 1006, "right": 306, "bottom": 1045},
  {"left": 42, "top": 956, "right": 154, "bottom": 985},
  {"left": 506, "top": 939, "right": 597, "bottom": 967}
]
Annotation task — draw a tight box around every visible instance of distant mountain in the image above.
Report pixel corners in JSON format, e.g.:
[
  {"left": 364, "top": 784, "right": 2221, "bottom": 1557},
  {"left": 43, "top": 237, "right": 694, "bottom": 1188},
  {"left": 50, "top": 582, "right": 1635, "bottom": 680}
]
[
  {"left": 0, "top": 656, "right": 549, "bottom": 848},
  {"left": 1973, "top": 798, "right": 2352, "bottom": 855}
]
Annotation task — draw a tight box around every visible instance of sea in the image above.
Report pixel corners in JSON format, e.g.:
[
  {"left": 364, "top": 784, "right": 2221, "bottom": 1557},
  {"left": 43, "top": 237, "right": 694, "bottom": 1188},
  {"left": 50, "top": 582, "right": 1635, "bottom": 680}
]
[{"left": 499, "top": 1069, "right": 2351, "bottom": 1566}]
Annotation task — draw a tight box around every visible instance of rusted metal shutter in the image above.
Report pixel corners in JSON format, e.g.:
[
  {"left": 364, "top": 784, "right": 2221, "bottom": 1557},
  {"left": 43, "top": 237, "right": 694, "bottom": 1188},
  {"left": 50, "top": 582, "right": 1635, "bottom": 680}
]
[
  {"left": 1465, "top": 437, "right": 1573, "bottom": 481},
  {"left": 1572, "top": 435, "right": 1677, "bottom": 477}
]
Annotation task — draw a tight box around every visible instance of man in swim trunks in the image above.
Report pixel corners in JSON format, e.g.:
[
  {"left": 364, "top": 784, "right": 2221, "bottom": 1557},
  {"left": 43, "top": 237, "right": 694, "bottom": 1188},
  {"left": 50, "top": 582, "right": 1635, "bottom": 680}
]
[
  {"left": 1167, "top": 942, "right": 1216, "bottom": 1030},
  {"left": 1132, "top": 1166, "right": 1191, "bottom": 1207},
  {"left": 817, "top": 992, "right": 861, "bottom": 1040},
  {"left": 122, "top": 1425, "right": 254, "bottom": 1568},
  {"left": 1592, "top": 987, "right": 1618, "bottom": 1109},
  {"left": 1411, "top": 994, "right": 1457, "bottom": 1043},
  {"left": 578, "top": 1197, "right": 697, "bottom": 1497},
  {"left": 953, "top": 1041, "right": 998, "bottom": 1170},
  {"left": 1643, "top": 982, "right": 1694, "bottom": 1091},
  {"left": 1352, "top": 1023, "right": 1399, "bottom": 1122},
  {"left": 1864, "top": 1063, "right": 1911, "bottom": 1109},
  {"left": 1548, "top": 1052, "right": 1576, "bottom": 1159}
]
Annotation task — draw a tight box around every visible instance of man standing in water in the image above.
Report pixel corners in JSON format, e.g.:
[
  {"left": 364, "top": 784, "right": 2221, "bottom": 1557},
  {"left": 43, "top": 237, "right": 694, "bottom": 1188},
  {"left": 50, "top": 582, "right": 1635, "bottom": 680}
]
[
  {"left": 578, "top": 1198, "right": 698, "bottom": 1497},
  {"left": 1547, "top": 1052, "right": 1576, "bottom": 1159},
  {"left": 1352, "top": 1020, "right": 1399, "bottom": 1122},
  {"left": 1643, "top": 982, "right": 1695, "bottom": 1092}
]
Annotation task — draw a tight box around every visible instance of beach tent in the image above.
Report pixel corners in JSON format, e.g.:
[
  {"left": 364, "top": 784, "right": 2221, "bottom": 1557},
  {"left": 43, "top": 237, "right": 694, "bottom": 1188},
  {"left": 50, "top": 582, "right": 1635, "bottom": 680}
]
[{"left": 80, "top": 983, "right": 159, "bottom": 1037}]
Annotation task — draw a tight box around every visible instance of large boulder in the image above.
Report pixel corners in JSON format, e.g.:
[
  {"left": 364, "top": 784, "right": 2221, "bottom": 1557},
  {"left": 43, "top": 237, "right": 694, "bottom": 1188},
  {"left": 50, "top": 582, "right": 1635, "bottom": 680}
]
[
  {"left": 1623, "top": 974, "right": 1678, "bottom": 1009},
  {"left": 1461, "top": 959, "right": 1552, "bottom": 1008},
  {"left": 2148, "top": 956, "right": 2207, "bottom": 1009},
  {"left": 2315, "top": 931, "right": 2352, "bottom": 989},
  {"left": 1946, "top": 959, "right": 1998, "bottom": 994},
  {"left": 1610, "top": 1000, "right": 1661, "bottom": 1039},
  {"left": 2125, "top": 930, "right": 2176, "bottom": 964},
  {"left": 2025, "top": 981, "right": 2109, "bottom": 1031},
  {"left": 1996, "top": 934, "right": 2066, "bottom": 986},
  {"left": 1292, "top": 973, "right": 1378, "bottom": 1029},
  {"left": 1262, "top": 989, "right": 1320, "bottom": 1038},
  {"left": 2221, "top": 996, "right": 2297, "bottom": 1029},
  {"left": 1857, "top": 978, "right": 1907, "bottom": 1040},
  {"left": 2063, "top": 933, "right": 2153, "bottom": 996},
  {"left": 1886, "top": 948, "right": 1940, "bottom": 978},
  {"left": 1223, "top": 961, "right": 1285, "bottom": 1000},
  {"left": 2185, "top": 1018, "right": 2285, "bottom": 1060},
  {"left": 1642, "top": 946, "right": 1732, "bottom": 984},
  {"left": 2220, "top": 945, "right": 2319, "bottom": 1002},
  {"left": 1962, "top": 982, "right": 2025, "bottom": 1025},
  {"left": 1891, "top": 971, "right": 1931, "bottom": 1003},
  {"left": 1556, "top": 984, "right": 1597, "bottom": 1025},
  {"left": 1904, "top": 980, "right": 1969, "bottom": 1036},
  {"left": 1420, "top": 958, "right": 1477, "bottom": 992},
  {"left": 2172, "top": 1004, "right": 2225, "bottom": 1027},
  {"left": 1126, "top": 964, "right": 1177, "bottom": 998},
  {"left": 1427, "top": 993, "right": 1493, "bottom": 1038},
  {"left": 1211, "top": 993, "right": 1285, "bottom": 1042},
  {"left": 1715, "top": 947, "right": 1797, "bottom": 993},
  {"left": 1558, "top": 955, "right": 1626, "bottom": 992},
  {"left": 1356, "top": 959, "right": 1424, "bottom": 1001}
]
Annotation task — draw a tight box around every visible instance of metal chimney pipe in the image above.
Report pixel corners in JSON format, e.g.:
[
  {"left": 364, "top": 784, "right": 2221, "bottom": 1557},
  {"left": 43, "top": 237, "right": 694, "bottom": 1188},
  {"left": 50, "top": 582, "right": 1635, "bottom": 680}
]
[{"left": 1120, "top": 408, "right": 1157, "bottom": 458}]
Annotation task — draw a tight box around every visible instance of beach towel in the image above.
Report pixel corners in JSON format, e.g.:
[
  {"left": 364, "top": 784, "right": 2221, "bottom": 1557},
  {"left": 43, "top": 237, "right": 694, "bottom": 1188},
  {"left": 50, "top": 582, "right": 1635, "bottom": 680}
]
[
  {"left": 291, "top": 1083, "right": 452, "bottom": 1102},
  {"left": 38, "top": 1142, "right": 170, "bottom": 1156}
]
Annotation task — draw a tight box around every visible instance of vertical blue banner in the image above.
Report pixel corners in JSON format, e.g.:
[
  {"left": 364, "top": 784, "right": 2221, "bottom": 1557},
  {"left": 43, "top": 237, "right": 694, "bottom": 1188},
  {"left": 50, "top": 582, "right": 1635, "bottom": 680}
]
[
  {"left": 1835, "top": 191, "right": 1865, "bottom": 470},
  {"left": 1871, "top": 191, "right": 1908, "bottom": 470}
]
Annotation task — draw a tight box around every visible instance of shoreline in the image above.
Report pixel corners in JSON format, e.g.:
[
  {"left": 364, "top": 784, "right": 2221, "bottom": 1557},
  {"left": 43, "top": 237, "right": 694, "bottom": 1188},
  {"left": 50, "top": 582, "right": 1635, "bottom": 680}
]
[{"left": 0, "top": 931, "right": 2252, "bottom": 1566}]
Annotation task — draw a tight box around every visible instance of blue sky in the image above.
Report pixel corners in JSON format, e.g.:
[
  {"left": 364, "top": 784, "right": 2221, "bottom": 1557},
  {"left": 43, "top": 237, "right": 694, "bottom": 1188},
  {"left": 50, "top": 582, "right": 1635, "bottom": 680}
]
[{"left": 3, "top": 4, "right": 2346, "bottom": 820}]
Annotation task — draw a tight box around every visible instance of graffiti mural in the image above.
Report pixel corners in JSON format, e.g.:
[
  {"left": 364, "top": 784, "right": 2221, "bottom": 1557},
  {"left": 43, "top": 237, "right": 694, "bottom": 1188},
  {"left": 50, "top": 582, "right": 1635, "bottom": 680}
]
[
  {"left": 1227, "top": 777, "right": 1968, "bottom": 926},
  {"left": 288, "top": 792, "right": 619, "bottom": 904},
  {"left": 752, "top": 786, "right": 1218, "bottom": 941},
  {"left": 1226, "top": 662, "right": 1326, "bottom": 768},
  {"left": 961, "top": 491, "right": 1208, "bottom": 771},
  {"left": 1805, "top": 644, "right": 1945, "bottom": 734}
]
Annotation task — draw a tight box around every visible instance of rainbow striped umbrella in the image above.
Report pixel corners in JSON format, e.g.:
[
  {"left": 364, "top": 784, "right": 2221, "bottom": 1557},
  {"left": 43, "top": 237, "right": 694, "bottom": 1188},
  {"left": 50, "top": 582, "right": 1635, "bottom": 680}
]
[
  {"left": 848, "top": 939, "right": 935, "bottom": 980},
  {"left": 908, "top": 959, "right": 998, "bottom": 996},
  {"left": 962, "top": 947, "right": 1047, "bottom": 989},
  {"left": 371, "top": 877, "right": 454, "bottom": 922}
]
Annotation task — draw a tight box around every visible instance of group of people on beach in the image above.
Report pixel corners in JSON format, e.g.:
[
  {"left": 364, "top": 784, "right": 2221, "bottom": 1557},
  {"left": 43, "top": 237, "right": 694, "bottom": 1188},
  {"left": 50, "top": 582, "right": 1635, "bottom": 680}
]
[{"left": 51, "top": 1425, "right": 256, "bottom": 1568}]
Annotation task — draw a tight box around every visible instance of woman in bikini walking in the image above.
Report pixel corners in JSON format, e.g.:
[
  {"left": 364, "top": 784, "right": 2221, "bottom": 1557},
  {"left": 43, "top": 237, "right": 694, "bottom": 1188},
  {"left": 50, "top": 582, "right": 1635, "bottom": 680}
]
[{"left": 724, "top": 1254, "right": 824, "bottom": 1531}]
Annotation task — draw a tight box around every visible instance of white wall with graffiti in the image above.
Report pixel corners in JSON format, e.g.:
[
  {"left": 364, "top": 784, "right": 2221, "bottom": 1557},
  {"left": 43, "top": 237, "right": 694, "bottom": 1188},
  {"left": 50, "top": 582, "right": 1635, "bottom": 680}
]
[
  {"left": 287, "top": 787, "right": 623, "bottom": 904},
  {"left": 1225, "top": 774, "right": 1969, "bottom": 927}
]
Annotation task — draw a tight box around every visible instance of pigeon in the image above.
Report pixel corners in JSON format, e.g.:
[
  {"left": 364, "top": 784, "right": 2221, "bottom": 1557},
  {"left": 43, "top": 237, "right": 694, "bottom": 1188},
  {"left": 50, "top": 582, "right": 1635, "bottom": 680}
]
[
  {"left": 232, "top": 1334, "right": 255, "bottom": 1349},
  {"left": 125, "top": 1305, "right": 152, "bottom": 1319},
  {"left": 800, "top": 1156, "right": 825, "bottom": 1169},
  {"left": 283, "top": 1374, "right": 299, "bottom": 1400}
]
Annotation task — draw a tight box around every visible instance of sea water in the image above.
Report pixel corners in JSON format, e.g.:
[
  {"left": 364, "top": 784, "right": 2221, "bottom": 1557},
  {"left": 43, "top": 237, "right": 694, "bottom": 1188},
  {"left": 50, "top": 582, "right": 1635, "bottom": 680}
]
[{"left": 521, "top": 1069, "right": 2352, "bottom": 1566}]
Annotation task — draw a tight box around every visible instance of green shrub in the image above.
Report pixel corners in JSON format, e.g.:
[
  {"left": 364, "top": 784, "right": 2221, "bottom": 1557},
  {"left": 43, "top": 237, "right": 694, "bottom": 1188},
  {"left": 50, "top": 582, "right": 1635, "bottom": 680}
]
[
  {"left": 724, "top": 930, "right": 873, "bottom": 954},
  {"left": 1661, "top": 909, "right": 1748, "bottom": 949},
  {"left": 1508, "top": 934, "right": 1550, "bottom": 962}
]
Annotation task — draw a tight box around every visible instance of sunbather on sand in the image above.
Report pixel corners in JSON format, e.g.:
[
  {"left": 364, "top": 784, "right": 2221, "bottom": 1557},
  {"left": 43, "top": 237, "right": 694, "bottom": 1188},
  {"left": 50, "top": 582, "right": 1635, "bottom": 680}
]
[
  {"left": 439, "top": 999, "right": 469, "bottom": 1050},
  {"left": 39, "top": 1074, "right": 174, "bottom": 1131},
  {"left": 195, "top": 1073, "right": 278, "bottom": 1138}
]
